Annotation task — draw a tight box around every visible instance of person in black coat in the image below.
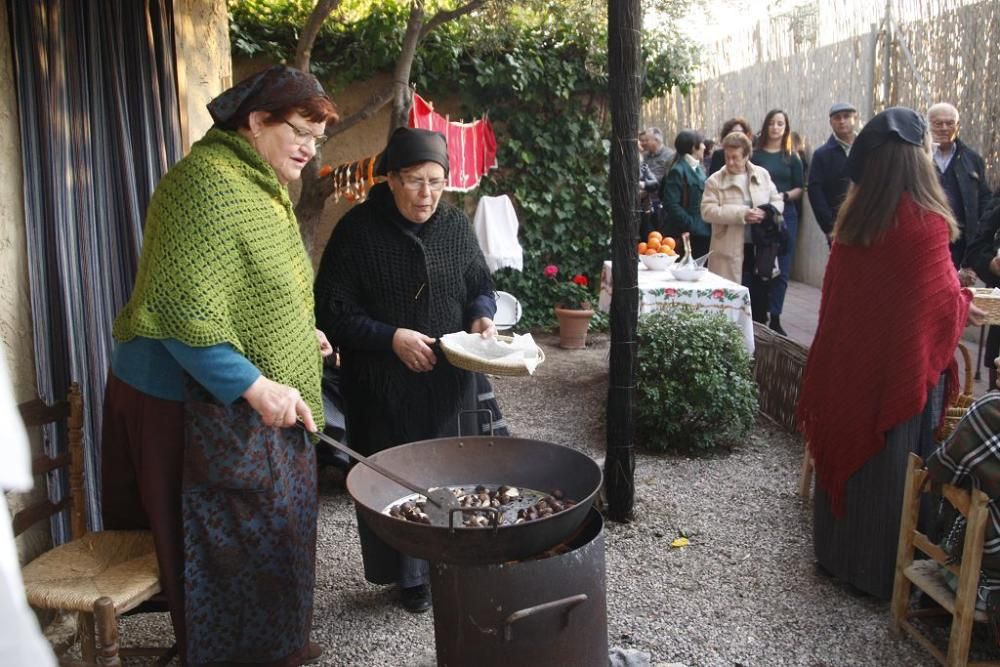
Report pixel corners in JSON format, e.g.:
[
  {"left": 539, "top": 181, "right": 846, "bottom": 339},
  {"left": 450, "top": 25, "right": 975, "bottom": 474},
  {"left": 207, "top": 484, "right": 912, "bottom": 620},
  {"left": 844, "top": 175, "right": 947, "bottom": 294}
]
[
  {"left": 314, "top": 127, "right": 496, "bottom": 614},
  {"left": 928, "top": 102, "right": 993, "bottom": 270},
  {"left": 962, "top": 196, "right": 1000, "bottom": 387},
  {"left": 807, "top": 102, "right": 857, "bottom": 244}
]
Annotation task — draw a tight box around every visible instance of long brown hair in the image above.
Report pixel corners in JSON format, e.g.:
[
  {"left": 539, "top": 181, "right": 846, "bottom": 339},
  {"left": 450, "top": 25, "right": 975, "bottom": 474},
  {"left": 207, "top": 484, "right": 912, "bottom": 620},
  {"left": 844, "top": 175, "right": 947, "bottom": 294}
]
[
  {"left": 833, "top": 140, "right": 957, "bottom": 246},
  {"left": 755, "top": 109, "right": 792, "bottom": 157}
]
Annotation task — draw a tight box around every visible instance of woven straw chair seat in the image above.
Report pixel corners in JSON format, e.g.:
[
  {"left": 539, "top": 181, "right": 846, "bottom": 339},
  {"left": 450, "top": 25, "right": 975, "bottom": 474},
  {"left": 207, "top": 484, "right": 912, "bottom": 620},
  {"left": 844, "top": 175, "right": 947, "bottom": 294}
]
[{"left": 22, "top": 530, "right": 160, "bottom": 614}]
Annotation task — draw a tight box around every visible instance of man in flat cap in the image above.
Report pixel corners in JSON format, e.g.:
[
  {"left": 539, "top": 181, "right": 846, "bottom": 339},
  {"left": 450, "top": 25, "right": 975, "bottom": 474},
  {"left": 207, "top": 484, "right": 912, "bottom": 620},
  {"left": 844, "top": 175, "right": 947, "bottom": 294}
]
[
  {"left": 926, "top": 102, "right": 992, "bottom": 271},
  {"left": 807, "top": 102, "right": 858, "bottom": 244}
]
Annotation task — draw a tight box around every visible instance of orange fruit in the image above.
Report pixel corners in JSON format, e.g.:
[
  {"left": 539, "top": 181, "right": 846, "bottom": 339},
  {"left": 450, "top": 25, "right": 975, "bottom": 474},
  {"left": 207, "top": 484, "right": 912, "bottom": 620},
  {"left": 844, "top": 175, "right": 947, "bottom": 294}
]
[
  {"left": 637, "top": 242, "right": 648, "bottom": 254},
  {"left": 647, "top": 238, "right": 661, "bottom": 251},
  {"left": 648, "top": 231, "right": 663, "bottom": 242},
  {"left": 644, "top": 248, "right": 657, "bottom": 256},
  {"left": 662, "top": 237, "right": 677, "bottom": 250},
  {"left": 663, "top": 247, "right": 676, "bottom": 256}
]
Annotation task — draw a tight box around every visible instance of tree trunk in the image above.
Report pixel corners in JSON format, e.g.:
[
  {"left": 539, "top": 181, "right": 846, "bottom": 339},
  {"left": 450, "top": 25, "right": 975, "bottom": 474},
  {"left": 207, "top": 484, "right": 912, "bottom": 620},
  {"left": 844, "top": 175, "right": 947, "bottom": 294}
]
[
  {"left": 605, "top": 0, "right": 641, "bottom": 522},
  {"left": 388, "top": 1, "right": 426, "bottom": 134},
  {"left": 292, "top": 0, "right": 342, "bottom": 256}
]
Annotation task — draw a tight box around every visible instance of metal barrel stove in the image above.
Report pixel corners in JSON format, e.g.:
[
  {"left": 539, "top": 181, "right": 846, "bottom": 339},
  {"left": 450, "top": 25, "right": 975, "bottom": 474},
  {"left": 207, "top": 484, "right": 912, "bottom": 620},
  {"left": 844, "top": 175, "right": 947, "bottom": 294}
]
[{"left": 430, "top": 509, "right": 608, "bottom": 667}]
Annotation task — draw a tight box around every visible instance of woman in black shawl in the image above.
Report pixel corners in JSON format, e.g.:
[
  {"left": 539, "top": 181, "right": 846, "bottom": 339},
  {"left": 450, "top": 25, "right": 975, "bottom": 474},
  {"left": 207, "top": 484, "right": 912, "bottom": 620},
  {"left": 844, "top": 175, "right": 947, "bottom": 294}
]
[{"left": 314, "top": 127, "right": 495, "bottom": 613}]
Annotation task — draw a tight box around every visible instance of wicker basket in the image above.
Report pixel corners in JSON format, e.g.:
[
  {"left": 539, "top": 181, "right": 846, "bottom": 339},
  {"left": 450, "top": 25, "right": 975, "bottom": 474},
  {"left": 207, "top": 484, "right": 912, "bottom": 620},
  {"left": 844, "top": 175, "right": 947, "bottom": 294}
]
[
  {"left": 439, "top": 334, "right": 545, "bottom": 376},
  {"left": 936, "top": 343, "right": 975, "bottom": 441},
  {"left": 971, "top": 288, "right": 1000, "bottom": 325}
]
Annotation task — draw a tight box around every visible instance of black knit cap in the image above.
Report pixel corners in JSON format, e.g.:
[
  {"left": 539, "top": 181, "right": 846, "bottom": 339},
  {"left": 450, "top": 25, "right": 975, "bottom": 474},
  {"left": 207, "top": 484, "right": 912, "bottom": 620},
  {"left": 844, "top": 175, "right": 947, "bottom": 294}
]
[
  {"left": 208, "top": 65, "right": 329, "bottom": 129},
  {"left": 375, "top": 127, "right": 449, "bottom": 176},
  {"left": 846, "top": 106, "right": 927, "bottom": 183}
]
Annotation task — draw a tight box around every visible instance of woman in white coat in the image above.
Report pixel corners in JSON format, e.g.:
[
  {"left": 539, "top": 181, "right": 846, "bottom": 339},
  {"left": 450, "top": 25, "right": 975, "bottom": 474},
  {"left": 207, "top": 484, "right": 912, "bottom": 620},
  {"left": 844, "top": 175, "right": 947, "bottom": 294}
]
[{"left": 701, "top": 131, "right": 783, "bottom": 322}]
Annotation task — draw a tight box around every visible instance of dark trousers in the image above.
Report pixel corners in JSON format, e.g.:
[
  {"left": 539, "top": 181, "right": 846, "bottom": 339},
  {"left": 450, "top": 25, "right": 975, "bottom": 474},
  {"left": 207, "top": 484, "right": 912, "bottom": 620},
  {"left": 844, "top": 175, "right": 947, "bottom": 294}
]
[
  {"left": 769, "top": 204, "right": 799, "bottom": 316},
  {"left": 101, "top": 373, "right": 186, "bottom": 662},
  {"left": 742, "top": 243, "right": 771, "bottom": 323}
]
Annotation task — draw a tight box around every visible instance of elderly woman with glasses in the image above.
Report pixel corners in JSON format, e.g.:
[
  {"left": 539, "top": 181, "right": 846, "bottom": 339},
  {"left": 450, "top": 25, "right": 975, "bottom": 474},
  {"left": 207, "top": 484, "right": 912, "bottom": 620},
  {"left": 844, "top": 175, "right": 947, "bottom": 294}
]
[
  {"left": 102, "top": 65, "right": 337, "bottom": 666},
  {"left": 315, "top": 127, "right": 495, "bottom": 614}
]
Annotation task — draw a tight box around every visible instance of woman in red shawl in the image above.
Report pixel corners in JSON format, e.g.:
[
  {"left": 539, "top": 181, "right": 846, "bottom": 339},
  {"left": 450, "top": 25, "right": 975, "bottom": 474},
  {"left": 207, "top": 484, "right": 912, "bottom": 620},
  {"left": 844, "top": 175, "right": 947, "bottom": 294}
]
[{"left": 797, "top": 106, "right": 986, "bottom": 599}]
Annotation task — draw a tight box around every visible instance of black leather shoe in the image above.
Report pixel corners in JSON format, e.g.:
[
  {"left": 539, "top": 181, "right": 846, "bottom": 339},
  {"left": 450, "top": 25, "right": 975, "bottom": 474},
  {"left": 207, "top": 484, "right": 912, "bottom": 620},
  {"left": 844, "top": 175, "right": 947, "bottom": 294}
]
[
  {"left": 768, "top": 314, "right": 787, "bottom": 336},
  {"left": 302, "top": 641, "right": 325, "bottom": 665},
  {"left": 401, "top": 584, "right": 432, "bottom": 613}
]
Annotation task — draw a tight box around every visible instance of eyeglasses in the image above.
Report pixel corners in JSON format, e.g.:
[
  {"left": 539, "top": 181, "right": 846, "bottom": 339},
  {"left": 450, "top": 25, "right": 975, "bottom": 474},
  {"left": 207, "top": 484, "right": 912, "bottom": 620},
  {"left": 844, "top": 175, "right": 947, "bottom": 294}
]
[
  {"left": 282, "top": 120, "right": 328, "bottom": 148},
  {"left": 930, "top": 119, "right": 957, "bottom": 130},
  {"left": 397, "top": 175, "right": 447, "bottom": 192}
]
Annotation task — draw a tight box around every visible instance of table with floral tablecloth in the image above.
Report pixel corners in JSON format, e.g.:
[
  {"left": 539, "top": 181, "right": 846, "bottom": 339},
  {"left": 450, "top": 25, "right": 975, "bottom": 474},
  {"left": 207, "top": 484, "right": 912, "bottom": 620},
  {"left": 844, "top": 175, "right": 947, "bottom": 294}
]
[{"left": 597, "top": 260, "right": 755, "bottom": 354}]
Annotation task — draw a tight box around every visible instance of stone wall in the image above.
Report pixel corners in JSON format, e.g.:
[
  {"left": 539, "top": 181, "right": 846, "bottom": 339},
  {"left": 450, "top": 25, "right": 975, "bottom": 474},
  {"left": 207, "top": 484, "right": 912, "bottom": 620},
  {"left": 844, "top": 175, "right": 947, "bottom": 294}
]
[
  {"left": 0, "top": 0, "right": 37, "bottom": 403},
  {"left": 174, "top": 0, "right": 233, "bottom": 151}
]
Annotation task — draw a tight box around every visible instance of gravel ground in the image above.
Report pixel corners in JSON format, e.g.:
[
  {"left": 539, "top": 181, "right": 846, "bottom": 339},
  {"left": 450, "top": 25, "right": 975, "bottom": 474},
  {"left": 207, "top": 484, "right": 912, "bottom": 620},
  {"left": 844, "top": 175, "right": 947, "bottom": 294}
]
[{"left": 118, "top": 331, "right": 996, "bottom": 666}]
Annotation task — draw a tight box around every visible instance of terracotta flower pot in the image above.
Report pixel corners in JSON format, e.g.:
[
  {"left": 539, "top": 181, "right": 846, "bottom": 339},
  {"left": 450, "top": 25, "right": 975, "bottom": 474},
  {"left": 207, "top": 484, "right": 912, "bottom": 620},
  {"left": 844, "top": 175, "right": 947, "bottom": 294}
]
[{"left": 554, "top": 306, "right": 594, "bottom": 349}]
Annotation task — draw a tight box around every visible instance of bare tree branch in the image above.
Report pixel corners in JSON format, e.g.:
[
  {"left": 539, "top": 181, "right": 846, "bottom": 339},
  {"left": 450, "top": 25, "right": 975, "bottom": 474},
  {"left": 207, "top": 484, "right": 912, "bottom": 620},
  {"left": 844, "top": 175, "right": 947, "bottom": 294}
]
[
  {"left": 293, "top": 0, "right": 341, "bottom": 72},
  {"left": 326, "top": 87, "right": 396, "bottom": 138},
  {"left": 419, "top": 0, "right": 490, "bottom": 40}
]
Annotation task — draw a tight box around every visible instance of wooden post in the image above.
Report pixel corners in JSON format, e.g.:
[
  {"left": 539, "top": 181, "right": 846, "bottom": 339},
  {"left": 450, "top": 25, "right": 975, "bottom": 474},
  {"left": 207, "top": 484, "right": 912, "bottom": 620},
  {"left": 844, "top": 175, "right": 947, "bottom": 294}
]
[
  {"left": 605, "top": 0, "right": 641, "bottom": 521},
  {"left": 94, "top": 597, "right": 122, "bottom": 667},
  {"left": 68, "top": 383, "right": 87, "bottom": 539},
  {"left": 79, "top": 611, "right": 97, "bottom": 664},
  {"left": 889, "top": 453, "right": 922, "bottom": 634}
]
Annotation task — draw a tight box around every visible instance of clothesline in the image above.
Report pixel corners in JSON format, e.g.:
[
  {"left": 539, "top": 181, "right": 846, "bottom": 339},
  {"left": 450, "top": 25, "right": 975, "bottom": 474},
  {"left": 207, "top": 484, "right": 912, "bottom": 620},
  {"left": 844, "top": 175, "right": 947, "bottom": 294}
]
[{"left": 319, "top": 154, "right": 382, "bottom": 204}]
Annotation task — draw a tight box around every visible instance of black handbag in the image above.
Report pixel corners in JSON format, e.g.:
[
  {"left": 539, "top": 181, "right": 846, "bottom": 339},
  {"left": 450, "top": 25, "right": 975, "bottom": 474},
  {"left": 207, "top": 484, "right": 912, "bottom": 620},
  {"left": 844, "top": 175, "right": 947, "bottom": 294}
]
[{"left": 751, "top": 204, "right": 787, "bottom": 283}]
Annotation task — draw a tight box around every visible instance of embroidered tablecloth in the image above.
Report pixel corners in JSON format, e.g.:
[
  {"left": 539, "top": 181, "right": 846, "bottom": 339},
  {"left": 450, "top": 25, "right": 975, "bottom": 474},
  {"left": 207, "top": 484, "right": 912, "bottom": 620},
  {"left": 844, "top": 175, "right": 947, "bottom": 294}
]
[{"left": 597, "top": 260, "right": 755, "bottom": 354}]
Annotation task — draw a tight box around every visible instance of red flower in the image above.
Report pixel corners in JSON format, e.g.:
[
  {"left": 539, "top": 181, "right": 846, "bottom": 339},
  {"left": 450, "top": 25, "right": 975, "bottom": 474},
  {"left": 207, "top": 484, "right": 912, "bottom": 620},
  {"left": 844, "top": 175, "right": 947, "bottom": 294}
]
[
  {"left": 664, "top": 288, "right": 677, "bottom": 297},
  {"left": 543, "top": 264, "right": 559, "bottom": 279},
  {"left": 711, "top": 289, "right": 724, "bottom": 299},
  {"left": 572, "top": 274, "right": 589, "bottom": 287}
]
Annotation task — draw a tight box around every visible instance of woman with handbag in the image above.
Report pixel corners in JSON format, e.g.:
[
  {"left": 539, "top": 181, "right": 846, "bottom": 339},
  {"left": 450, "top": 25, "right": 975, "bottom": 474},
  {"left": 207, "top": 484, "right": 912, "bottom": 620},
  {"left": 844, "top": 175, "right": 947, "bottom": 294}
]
[
  {"left": 659, "top": 129, "right": 709, "bottom": 259},
  {"left": 701, "top": 131, "right": 783, "bottom": 322},
  {"left": 797, "top": 107, "right": 986, "bottom": 600},
  {"left": 751, "top": 109, "right": 805, "bottom": 335}
]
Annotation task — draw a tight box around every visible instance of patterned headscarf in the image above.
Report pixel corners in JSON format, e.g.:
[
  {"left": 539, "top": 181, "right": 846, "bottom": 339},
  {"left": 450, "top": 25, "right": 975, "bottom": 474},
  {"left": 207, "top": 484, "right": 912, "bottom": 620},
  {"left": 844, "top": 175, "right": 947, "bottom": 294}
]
[{"left": 208, "top": 65, "right": 329, "bottom": 129}]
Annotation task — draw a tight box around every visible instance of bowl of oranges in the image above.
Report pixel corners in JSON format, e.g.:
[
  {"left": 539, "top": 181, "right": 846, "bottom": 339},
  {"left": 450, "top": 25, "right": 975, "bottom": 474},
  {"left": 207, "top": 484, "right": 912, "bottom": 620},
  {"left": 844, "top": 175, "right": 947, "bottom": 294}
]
[{"left": 637, "top": 232, "right": 678, "bottom": 271}]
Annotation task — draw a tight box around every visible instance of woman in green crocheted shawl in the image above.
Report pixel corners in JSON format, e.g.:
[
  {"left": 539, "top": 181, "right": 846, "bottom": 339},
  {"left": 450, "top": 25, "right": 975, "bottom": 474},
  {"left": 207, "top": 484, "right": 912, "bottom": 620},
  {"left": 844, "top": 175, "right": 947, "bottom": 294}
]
[
  {"left": 101, "top": 66, "right": 337, "bottom": 667},
  {"left": 315, "top": 127, "right": 497, "bottom": 614}
]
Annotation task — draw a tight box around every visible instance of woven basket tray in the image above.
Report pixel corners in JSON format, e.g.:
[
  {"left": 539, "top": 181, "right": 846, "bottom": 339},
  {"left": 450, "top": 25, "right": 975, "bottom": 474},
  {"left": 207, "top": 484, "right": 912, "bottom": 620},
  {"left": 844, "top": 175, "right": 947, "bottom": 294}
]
[
  {"left": 439, "top": 334, "right": 545, "bottom": 376},
  {"left": 936, "top": 343, "right": 975, "bottom": 441},
  {"left": 972, "top": 288, "right": 1000, "bottom": 325}
]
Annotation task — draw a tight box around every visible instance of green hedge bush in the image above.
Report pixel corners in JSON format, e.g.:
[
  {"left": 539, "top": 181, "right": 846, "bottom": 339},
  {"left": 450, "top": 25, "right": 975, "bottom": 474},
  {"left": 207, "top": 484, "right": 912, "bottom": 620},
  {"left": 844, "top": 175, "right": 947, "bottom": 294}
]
[{"left": 636, "top": 309, "right": 757, "bottom": 452}]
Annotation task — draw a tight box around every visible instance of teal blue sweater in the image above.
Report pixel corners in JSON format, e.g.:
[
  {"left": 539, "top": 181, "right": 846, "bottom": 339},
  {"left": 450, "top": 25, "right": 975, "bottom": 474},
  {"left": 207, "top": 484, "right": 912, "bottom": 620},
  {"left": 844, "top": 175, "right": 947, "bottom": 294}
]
[
  {"left": 660, "top": 157, "right": 709, "bottom": 237},
  {"left": 112, "top": 337, "right": 260, "bottom": 404}
]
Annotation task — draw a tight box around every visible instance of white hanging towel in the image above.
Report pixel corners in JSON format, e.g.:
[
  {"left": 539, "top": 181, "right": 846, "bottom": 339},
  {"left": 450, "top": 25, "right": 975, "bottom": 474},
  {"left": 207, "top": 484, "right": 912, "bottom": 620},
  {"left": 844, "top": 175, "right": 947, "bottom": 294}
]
[{"left": 473, "top": 194, "right": 523, "bottom": 273}]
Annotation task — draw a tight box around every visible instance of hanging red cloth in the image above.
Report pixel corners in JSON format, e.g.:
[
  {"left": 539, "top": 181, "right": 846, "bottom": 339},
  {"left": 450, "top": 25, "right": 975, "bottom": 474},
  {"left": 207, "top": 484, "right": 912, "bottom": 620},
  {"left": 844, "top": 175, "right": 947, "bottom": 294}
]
[{"left": 408, "top": 93, "right": 497, "bottom": 192}]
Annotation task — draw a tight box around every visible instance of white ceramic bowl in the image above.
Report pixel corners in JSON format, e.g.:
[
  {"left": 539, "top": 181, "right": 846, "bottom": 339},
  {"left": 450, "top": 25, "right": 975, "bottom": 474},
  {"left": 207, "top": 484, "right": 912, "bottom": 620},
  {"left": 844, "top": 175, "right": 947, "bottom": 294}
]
[
  {"left": 639, "top": 253, "right": 678, "bottom": 271},
  {"left": 672, "top": 264, "right": 708, "bottom": 282}
]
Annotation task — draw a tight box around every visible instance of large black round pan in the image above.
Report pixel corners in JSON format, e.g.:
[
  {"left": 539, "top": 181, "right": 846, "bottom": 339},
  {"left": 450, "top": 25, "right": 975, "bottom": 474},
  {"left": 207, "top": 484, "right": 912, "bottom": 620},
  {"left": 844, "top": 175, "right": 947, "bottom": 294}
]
[{"left": 346, "top": 435, "right": 603, "bottom": 565}]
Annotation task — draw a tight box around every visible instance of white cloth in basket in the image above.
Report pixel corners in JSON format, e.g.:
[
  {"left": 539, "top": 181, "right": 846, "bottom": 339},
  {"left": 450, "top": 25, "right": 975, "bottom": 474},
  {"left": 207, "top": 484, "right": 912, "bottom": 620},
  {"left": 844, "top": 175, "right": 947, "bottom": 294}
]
[{"left": 440, "top": 332, "right": 541, "bottom": 374}]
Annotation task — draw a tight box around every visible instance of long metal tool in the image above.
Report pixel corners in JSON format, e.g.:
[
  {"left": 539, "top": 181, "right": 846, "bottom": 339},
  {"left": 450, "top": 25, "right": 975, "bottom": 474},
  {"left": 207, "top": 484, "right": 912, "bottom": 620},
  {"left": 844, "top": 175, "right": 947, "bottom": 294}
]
[{"left": 300, "top": 423, "right": 459, "bottom": 524}]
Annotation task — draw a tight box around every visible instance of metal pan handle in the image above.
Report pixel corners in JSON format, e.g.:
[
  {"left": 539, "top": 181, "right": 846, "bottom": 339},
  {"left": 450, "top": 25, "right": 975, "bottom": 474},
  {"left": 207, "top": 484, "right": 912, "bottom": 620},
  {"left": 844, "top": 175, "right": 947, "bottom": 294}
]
[
  {"left": 457, "top": 408, "right": 494, "bottom": 436},
  {"left": 447, "top": 505, "right": 502, "bottom": 534},
  {"left": 502, "top": 594, "right": 588, "bottom": 642}
]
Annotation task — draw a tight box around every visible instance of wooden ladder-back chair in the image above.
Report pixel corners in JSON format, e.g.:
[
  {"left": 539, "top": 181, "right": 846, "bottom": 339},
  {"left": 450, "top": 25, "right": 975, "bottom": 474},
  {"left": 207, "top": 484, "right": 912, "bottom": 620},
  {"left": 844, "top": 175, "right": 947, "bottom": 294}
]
[
  {"left": 14, "top": 383, "right": 175, "bottom": 666},
  {"left": 890, "top": 453, "right": 1000, "bottom": 667}
]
